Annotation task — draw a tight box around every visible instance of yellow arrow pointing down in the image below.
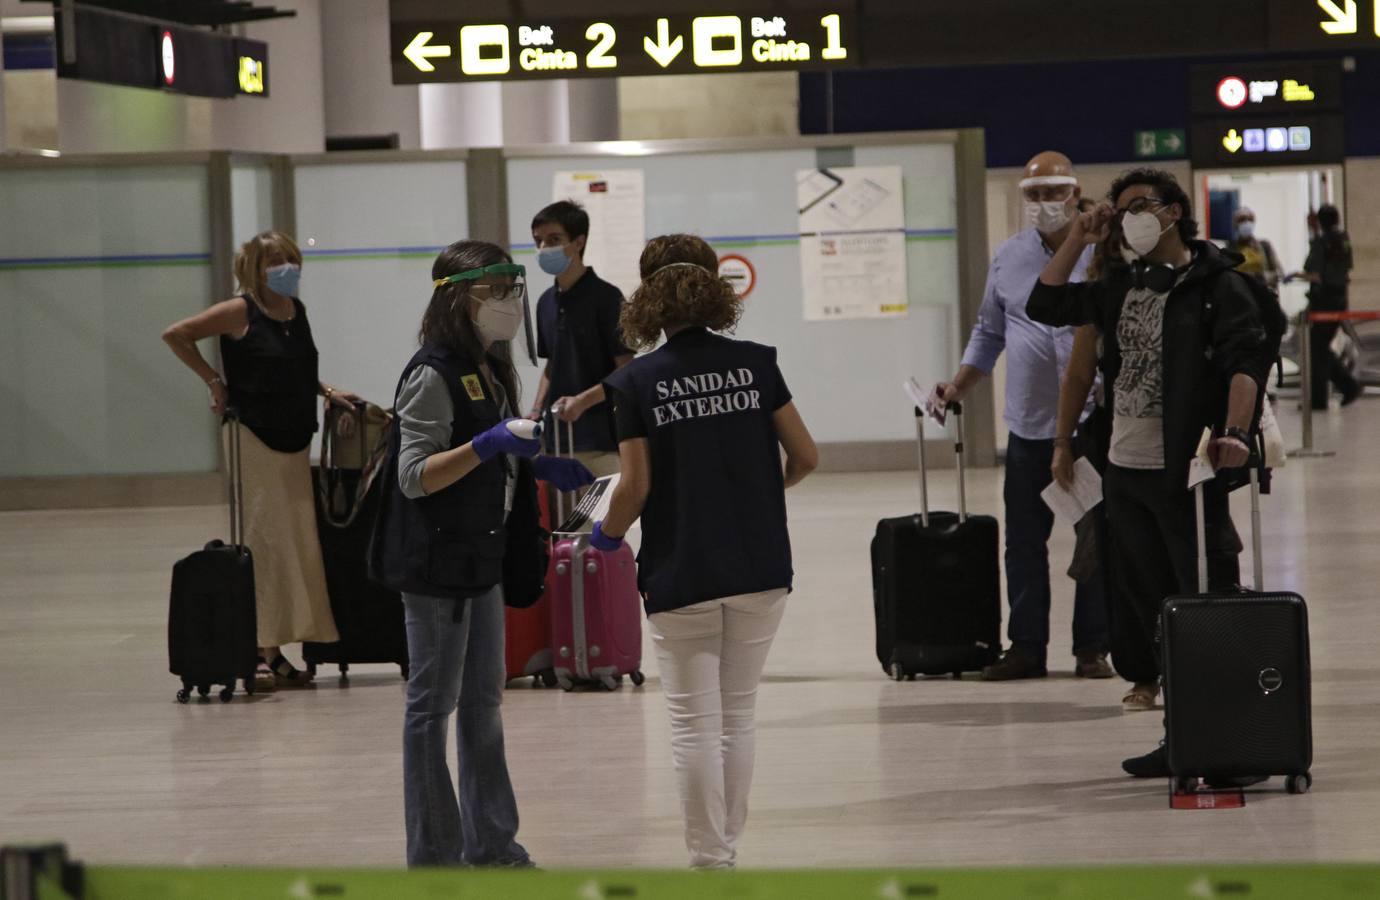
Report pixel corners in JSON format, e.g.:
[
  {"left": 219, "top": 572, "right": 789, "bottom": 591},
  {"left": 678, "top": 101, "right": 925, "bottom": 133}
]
[
  {"left": 404, "top": 31, "right": 452, "bottom": 72},
  {"left": 644, "top": 19, "right": 684, "bottom": 68}
]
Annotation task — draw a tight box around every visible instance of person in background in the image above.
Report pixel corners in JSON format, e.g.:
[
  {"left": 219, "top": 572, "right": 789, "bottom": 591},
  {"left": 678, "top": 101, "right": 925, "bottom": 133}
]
[
  {"left": 1226, "top": 208, "right": 1283, "bottom": 292},
  {"left": 527, "top": 201, "right": 635, "bottom": 488},
  {"left": 1028, "top": 168, "right": 1271, "bottom": 778},
  {"left": 370, "top": 239, "right": 592, "bottom": 868},
  {"left": 595, "top": 234, "right": 818, "bottom": 870},
  {"left": 931, "top": 150, "right": 1111, "bottom": 682},
  {"left": 1295, "top": 204, "right": 1362, "bottom": 410},
  {"left": 162, "top": 230, "right": 349, "bottom": 691}
]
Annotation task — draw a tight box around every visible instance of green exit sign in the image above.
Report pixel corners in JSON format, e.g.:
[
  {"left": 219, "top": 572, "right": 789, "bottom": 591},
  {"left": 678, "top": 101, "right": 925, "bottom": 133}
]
[{"left": 1134, "top": 129, "right": 1186, "bottom": 159}]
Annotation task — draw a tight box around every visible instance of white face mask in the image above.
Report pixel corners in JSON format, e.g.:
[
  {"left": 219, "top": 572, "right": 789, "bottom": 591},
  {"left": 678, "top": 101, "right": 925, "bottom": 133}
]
[
  {"left": 1024, "top": 199, "right": 1073, "bottom": 235},
  {"left": 472, "top": 296, "right": 524, "bottom": 346},
  {"left": 1121, "top": 210, "right": 1173, "bottom": 257},
  {"left": 1236, "top": 220, "right": 1255, "bottom": 239}
]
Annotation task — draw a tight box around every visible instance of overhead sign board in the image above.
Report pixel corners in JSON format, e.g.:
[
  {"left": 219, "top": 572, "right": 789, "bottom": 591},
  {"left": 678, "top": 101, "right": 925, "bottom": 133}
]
[
  {"left": 1190, "top": 114, "right": 1345, "bottom": 168},
  {"left": 1189, "top": 60, "right": 1341, "bottom": 116},
  {"left": 56, "top": 5, "right": 269, "bottom": 98},
  {"left": 389, "top": 9, "right": 858, "bottom": 84}
]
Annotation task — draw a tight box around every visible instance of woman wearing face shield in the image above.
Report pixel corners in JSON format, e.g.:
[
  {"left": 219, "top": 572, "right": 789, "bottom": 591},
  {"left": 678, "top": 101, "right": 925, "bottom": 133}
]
[
  {"left": 369, "top": 240, "right": 591, "bottom": 868},
  {"left": 162, "top": 230, "right": 354, "bottom": 690}
]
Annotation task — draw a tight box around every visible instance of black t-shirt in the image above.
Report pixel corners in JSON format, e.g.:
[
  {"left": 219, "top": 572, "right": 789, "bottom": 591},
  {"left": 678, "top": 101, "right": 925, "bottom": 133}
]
[
  {"left": 220, "top": 296, "right": 319, "bottom": 453},
  {"left": 535, "top": 268, "right": 630, "bottom": 452},
  {"left": 603, "top": 328, "right": 794, "bottom": 615}
]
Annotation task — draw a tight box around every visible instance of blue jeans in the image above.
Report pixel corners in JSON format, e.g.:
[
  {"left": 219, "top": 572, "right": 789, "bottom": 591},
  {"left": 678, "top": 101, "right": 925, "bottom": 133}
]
[
  {"left": 402, "top": 586, "right": 529, "bottom": 868},
  {"left": 1003, "top": 434, "right": 1109, "bottom": 663}
]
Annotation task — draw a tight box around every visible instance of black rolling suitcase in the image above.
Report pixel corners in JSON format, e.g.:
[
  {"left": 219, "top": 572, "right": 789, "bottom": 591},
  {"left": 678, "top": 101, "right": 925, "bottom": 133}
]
[
  {"left": 168, "top": 413, "right": 258, "bottom": 704},
  {"left": 873, "top": 398, "right": 1001, "bottom": 680},
  {"left": 305, "top": 400, "right": 409, "bottom": 684},
  {"left": 1162, "top": 464, "right": 1313, "bottom": 794}
]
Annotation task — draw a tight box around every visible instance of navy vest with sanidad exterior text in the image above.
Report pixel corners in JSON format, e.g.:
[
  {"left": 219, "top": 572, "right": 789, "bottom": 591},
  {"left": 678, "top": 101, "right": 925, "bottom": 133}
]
[
  {"left": 369, "top": 343, "right": 507, "bottom": 598},
  {"left": 603, "top": 328, "right": 793, "bottom": 615}
]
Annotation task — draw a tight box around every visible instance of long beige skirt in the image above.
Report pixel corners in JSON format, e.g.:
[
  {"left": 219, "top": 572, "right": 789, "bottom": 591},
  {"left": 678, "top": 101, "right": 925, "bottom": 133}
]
[{"left": 224, "top": 424, "right": 339, "bottom": 648}]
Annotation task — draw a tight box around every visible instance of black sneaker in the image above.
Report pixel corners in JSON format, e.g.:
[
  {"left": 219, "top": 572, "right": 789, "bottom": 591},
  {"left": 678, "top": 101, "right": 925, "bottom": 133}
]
[
  {"left": 1122, "top": 743, "right": 1171, "bottom": 778},
  {"left": 981, "top": 647, "right": 1048, "bottom": 681}
]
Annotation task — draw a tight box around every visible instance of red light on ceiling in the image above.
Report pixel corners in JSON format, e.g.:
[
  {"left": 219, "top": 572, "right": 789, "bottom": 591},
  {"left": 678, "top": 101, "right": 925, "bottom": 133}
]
[{"left": 161, "top": 31, "right": 176, "bottom": 85}]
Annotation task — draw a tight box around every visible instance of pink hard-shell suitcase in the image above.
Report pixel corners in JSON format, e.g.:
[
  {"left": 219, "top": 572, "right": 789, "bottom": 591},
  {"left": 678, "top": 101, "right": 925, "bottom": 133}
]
[
  {"left": 546, "top": 417, "right": 645, "bottom": 691},
  {"left": 549, "top": 537, "right": 644, "bottom": 691}
]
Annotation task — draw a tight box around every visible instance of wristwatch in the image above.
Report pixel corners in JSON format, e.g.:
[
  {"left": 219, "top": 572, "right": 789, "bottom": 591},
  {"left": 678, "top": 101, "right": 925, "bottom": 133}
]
[{"left": 1223, "top": 426, "right": 1250, "bottom": 445}]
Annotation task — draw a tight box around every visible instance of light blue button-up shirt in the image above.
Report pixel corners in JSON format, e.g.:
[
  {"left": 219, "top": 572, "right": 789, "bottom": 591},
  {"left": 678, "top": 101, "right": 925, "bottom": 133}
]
[{"left": 960, "top": 228, "right": 1093, "bottom": 441}]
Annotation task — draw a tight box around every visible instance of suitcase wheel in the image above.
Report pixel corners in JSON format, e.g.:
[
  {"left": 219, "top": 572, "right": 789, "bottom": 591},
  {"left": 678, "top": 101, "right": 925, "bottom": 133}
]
[
  {"left": 400, "top": 664, "right": 410, "bottom": 682},
  {"left": 890, "top": 662, "right": 906, "bottom": 682},
  {"left": 558, "top": 674, "right": 575, "bottom": 692},
  {"left": 1286, "top": 773, "right": 1312, "bottom": 795},
  {"left": 197, "top": 685, "right": 211, "bottom": 700},
  {"left": 307, "top": 663, "right": 318, "bottom": 678},
  {"left": 599, "top": 674, "right": 619, "bottom": 692},
  {"left": 339, "top": 663, "right": 350, "bottom": 687},
  {"left": 540, "top": 670, "right": 559, "bottom": 688},
  {"left": 219, "top": 687, "right": 234, "bottom": 703},
  {"left": 630, "top": 670, "right": 646, "bottom": 687},
  {"left": 176, "top": 688, "right": 191, "bottom": 704}
]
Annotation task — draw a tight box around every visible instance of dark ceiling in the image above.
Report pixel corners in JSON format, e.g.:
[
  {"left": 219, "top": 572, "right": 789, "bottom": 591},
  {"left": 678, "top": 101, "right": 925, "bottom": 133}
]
[{"left": 26, "top": 0, "right": 295, "bottom": 26}]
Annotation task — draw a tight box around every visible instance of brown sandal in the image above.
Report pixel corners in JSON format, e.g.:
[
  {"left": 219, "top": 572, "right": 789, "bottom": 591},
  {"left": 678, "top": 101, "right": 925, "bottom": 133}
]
[
  {"left": 267, "top": 654, "right": 314, "bottom": 688},
  {"left": 253, "top": 660, "right": 277, "bottom": 693}
]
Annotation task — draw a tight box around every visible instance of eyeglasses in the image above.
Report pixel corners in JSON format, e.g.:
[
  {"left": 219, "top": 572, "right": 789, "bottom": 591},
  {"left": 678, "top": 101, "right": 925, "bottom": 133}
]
[
  {"left": 468, "top": 280, "right": 526, "bottom": 303},
  {"left": 1115, "top": 197, "right": 1164, "bottom": 217}
]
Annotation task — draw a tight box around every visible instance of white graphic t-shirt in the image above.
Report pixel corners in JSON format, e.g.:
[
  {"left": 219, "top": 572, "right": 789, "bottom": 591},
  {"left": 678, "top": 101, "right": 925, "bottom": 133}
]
[{"left": 1110, "top": 284, "right": 1171, "bottom": 469}]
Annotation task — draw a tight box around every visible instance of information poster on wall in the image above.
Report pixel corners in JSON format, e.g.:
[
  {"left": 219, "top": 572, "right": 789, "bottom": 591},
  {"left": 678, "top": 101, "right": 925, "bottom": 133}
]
[
  {"left": 796, "top": 165, "right": 907, "bottom": 321},
  {"left": 551, "top": 170, "right": 645, "bottom": 300}
]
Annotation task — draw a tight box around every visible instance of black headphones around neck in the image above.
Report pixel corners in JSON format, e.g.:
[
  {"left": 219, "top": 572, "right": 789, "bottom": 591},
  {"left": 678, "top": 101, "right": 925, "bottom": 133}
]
[{"left": 1130, "top": 259, "right": 1186, "bottom": 293}]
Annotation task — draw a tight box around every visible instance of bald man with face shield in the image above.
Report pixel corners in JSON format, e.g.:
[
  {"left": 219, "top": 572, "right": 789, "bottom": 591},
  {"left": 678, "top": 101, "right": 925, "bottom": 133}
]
[{"left": 930, "top": 151, "right": 1111, "bottom": 682}]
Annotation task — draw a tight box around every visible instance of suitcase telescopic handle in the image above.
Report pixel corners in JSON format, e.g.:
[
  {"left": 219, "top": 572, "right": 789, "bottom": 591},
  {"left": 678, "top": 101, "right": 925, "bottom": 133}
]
[
  {"left": 224, "top": 408, "right": 245, "bottom": 549},
  {"left": 914, "top": 399, "right": 967, "bottom": 526},
  {"left": 548, "top": 403, "right": 576, "bottom": 527},
  {"left": 1192, "top": 436, "right": 1265, "bottom": 593}
]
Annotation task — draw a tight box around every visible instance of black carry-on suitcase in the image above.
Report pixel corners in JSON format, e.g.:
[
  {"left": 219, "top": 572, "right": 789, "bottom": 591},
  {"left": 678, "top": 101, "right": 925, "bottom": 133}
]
[
  {"left": 168, "top": 412, "right": 259, "bottom": 704},
  {"left": 1162, "top": 462, "right": 1313, "bottom": 795},
  {"left": 872, "top": 396, "right": 1001, "bottom": 680},
  {"left": 305, "top": 400, "right": 409, "bottom": 684}
]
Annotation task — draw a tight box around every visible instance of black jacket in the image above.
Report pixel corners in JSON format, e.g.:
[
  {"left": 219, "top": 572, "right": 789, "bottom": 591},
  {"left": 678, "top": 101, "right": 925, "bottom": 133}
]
[
  {"left": 368, "top": 344, "right": 509, "bottom": 601},
  {"left": 1027, "top": 241, "right": 1271, "bottom": 493}
]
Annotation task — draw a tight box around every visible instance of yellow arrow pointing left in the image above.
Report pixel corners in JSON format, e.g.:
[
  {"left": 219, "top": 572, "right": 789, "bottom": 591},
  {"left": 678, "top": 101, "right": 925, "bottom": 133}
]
[{"left": 405, "top": 31, "right": 452, "bottom": 72}]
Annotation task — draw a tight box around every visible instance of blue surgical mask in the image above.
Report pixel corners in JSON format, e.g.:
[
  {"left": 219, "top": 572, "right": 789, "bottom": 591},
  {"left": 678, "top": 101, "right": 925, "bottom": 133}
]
[
  {"left": 265, "top": 263, "right": 301, "bottom": 297},
  {"left": 537, "top": 246, "right": 572, "bottom": 277}
]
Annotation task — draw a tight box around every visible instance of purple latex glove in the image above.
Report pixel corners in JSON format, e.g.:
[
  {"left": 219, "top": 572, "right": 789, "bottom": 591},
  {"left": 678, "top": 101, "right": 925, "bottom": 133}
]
[
  {"left": 590, "top": 521, "right": 623, "bottom": 552},
  {"left": 472, "top": 418, "right": 540, "bottom": 462},
  {"left": 532, "top": 455, "right": 595, "bottom": 492}
]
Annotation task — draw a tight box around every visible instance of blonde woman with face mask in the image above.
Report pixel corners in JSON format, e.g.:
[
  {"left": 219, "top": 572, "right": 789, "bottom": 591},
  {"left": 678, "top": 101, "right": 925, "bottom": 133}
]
[{"left": 163, "top": 230, "right": 354, "bottom": 690}]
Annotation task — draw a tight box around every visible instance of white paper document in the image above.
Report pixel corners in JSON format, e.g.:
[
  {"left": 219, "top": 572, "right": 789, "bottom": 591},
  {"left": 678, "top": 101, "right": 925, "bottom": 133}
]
[
  {"left": 556, "top": 474, "right": 621, "bottom": 535},
  {"left": 1040, "top": 458, "right": 1104, "bottom": 524},
  {"left": 551, "top": 170, "right": 645, "bottom": 300},
  {"left": 797, "top": 165, "right": 908, "bottom": 321}
]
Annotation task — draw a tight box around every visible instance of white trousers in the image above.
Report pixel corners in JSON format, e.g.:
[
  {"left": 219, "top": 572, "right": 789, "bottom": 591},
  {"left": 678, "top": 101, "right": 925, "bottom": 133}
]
[{"left": 648, "top": 588, "right": 789, "bottom": 870}]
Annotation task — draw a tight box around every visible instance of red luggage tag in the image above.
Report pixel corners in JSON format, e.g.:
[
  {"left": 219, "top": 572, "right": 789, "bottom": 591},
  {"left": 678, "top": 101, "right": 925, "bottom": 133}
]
[{"left": 1169, "top": 779, "right": 1246, "bottom": 810}]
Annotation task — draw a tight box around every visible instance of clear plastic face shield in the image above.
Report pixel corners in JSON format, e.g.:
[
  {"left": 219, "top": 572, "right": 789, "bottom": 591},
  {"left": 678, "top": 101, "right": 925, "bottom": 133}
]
[
  {"left": 1019, "top": 174, "right": 1079, "bottom": 234},
  {"left": 432, "top": 263, "right": 537, "bottom": 362}
]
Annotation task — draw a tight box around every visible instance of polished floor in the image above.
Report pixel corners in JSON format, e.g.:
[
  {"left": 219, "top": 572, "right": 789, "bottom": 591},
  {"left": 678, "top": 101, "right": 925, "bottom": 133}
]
[{"left": 2, "top": 398, "right": 1378, "bottom": 870}]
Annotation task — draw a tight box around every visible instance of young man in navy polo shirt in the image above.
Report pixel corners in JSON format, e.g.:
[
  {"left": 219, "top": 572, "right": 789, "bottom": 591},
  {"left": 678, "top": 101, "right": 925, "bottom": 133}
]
[{"left": 526, "top": 201, "right": 634, "bottom": 488}]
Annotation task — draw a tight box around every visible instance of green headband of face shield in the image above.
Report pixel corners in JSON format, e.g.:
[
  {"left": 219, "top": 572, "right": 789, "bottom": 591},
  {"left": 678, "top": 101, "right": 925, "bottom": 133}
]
[{"left": 432, "top": 263, "right": 526, "bottom": 289}]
